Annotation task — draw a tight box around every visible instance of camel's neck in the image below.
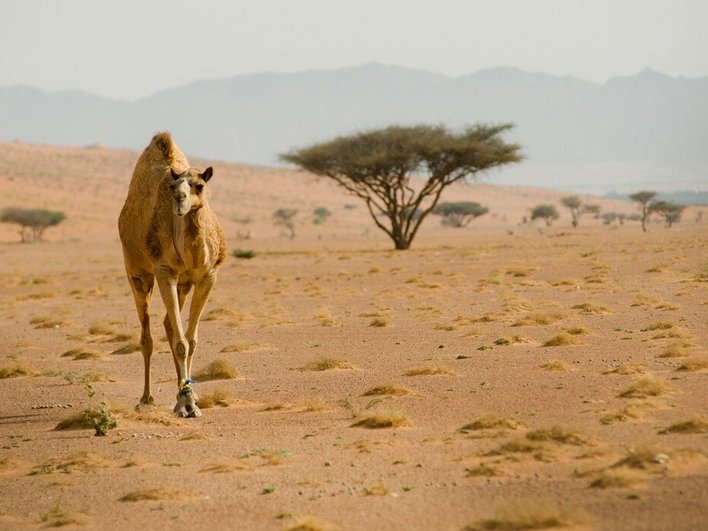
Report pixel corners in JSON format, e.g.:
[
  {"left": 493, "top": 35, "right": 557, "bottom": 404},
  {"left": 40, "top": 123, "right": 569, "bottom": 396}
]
[{"left": 171, "top": 209, "right": 208, "bottom": 266}]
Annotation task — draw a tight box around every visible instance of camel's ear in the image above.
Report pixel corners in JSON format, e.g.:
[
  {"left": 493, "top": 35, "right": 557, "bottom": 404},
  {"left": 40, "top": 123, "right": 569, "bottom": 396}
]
[
  {"left": 170, "top": 168, "right": 181, "bottom": 180},
  {"left": 200, "top": 167, "right": 213, "bottom": 182}
]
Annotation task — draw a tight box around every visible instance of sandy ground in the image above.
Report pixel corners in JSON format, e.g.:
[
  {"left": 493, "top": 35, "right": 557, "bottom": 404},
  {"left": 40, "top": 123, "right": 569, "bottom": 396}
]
[{"left": 0, "top": 141, "right": 707, "bottom": 530}]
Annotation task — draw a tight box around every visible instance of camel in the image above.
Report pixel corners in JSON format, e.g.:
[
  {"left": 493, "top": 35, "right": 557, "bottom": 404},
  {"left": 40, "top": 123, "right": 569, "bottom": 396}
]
[{"left": 118, "top": 132, "right": 226, "bottom": 417}]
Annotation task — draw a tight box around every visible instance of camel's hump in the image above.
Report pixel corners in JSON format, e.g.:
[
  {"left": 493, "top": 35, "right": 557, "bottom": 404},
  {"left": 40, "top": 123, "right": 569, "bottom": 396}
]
[{"left": 150, "top": 131, "right": 175, "bottom": 161}]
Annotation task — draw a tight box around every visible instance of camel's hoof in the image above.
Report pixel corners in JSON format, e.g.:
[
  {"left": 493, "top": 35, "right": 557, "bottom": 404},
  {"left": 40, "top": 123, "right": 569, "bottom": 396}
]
[
  {"left": 174, "top": 389, "right": 201, "bottom": 418},
  {"left": 174, "top": 404, "right": 202, "bottom": 418},
  {"left": 137, "top": 396, "right": 155, "bottom": 408}
]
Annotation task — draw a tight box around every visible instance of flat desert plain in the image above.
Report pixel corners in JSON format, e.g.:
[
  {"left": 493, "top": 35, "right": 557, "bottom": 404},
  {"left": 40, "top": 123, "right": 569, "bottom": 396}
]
[{"left": 0, "top": 141, "right": 707, "bottom": 530}]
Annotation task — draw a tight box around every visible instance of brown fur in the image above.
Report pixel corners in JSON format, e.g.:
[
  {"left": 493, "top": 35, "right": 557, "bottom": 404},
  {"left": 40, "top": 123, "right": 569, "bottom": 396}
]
[{"left": 118, "top": 132, "right": 226, "bottom": 417}]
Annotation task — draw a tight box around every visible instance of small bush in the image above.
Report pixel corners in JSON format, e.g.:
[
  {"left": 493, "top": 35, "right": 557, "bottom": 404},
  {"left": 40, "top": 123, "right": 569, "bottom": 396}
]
[{"left": 233, "top": 249, "right": 256, "bottom": 259}]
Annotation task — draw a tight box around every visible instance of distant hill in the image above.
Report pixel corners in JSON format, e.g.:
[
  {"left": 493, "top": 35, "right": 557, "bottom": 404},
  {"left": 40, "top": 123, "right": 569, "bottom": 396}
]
[{"left": 1, "top": 63, "right": 707, "bottom": 192}]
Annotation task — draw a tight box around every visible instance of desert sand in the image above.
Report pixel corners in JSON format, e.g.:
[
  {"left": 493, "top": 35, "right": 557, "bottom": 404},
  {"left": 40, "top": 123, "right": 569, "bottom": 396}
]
[{"left": 0, "top": 140, "right": 707, "bottom": 530}]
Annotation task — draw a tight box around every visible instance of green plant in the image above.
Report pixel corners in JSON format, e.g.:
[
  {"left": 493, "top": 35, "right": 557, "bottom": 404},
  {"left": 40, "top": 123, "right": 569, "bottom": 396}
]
[
  {"left": 233, "top": 248, "right": 256, "bottom": 259},
  {"left": 85, "top": 401, "right": 118, "bottom": 436}
]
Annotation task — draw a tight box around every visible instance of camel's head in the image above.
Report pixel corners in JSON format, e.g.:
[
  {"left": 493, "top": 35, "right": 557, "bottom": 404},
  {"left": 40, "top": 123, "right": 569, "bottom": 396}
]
[{"left": 169, "top": 166, "right": 213, "bottom": 216}]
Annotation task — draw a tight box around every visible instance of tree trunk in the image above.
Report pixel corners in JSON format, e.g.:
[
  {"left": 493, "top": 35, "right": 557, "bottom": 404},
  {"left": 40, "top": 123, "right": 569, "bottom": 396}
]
[{"left": 394, "top": 238, "right": 411, "bottom": 250}]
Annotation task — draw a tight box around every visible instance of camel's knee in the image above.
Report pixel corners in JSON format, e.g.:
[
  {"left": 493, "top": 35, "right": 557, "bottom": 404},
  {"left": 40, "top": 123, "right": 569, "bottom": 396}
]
[{"left": 174, "top": 338, "right": 189, "bottom": 361}]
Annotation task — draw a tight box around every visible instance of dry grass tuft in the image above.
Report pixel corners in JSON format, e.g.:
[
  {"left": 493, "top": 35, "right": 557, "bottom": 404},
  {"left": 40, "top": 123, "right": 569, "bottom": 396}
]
[
  {"left": 88, "top": 322, "right": 115, "bottom": 335},
  {"left": 30, "top": 452, "right": 113, "bottom": 475},
  {"left": 540, "top": 359, "right": 572, "bottom": 371},
  {"left": 0, "top": 363, "right": 34, "bottom": 379},
  {"left": 564, "top": 326, "right": 587, "bottom": 336},
  {"left": 61, "top": 348, "right": 103, "bottom": 361},
  {"left": 193, "top": 359, "right": 239, "bottom": 381},
  {"left": 460, "top": 415, "right": 525, "bottom": 432},
  {"left": 465, "top": 463, "right": 506, "bottom": 477},
  {"left": 220, "top": 342, "right": 266, "bottom": 353},
  {"left": 351, "top": 412, "right": 409, "bottom": 429},
  {"left": 641, "top": 321, "right": 674, "bottom": 331},
  {"left": 571, "top": 302, "right": 612, "bottom": 315},
  {"left": 658, "top": 417, "right": 708, "bottom": 434},
  {"left": 301, "top": 357, "right": 354, "bottom": 371},
  {"left": 612, "top": 445, "right": 668, "bottom": 470},
  {"left": 602, "top": 364, "right": 648, "bottom": 375},
  {"left": 487, "top": 438, "right": 544, "bottom": 456},
  {"left": 363, "top": 483, "right": 389, "bottom": 496},
  {"left": 463, "top": 500, "right": 585, "bottom": 530},
  {"left": 41, "top": 506, "right": 89, "bottom": 527},
  {"left": 369, "top": 317, "right": 390, "bottom": 327},
  {"left": 111, "top": 343, "right": 140, "bottom": 355},
  {"left": 675, "top": 357, "right": 708, "bottom": 372},
  {"left": 314, "top": 308, "right": 338, "bottom": 327},
  {"left": 600, "top": 402, "right": 654, "bottom": 425},
  {"left": 657, "top": 341, "right": 691, "bottom": 358},
  {"left": 30, "top": 316, "right": 67, "bottom": 329},
  {"left": 199, "top": 462, "right": 250, "bottom": 474},
  {"left": 283, "top": 517, "right": 339, "bottom": 531},
  {"left": 179, "top": 432, "right": 209, "bottom": 441},
  {"left": 590, "top": 467, "right": 644, "bottom": 489},
  {"left": 525, "top": 426, "right": 590, "bottom": 446},
  {"left": 298, "top": 399, "right": 329, "bottom": 412},
  {"left": 196, "top": 388, "right": 234, "bottom": 409},
  {"left": 119, "top": 487, "right": 196, "bottom": 502},
  {"left": 619, "top": 376, "right": 672, "bottom": 399},
  {"left": 54, "top": 412, "right": 91, "bottom": 431},
  {"left": 404, "top": 366, "right": 454, "bottom": 377},
  {"left": 511, "top": 311, "right": 565, "bottom": 327},
  {"left": 362, "top": 385, "right": 411, "bottom": 397},
  {"left": 542, "top": 333, "right": 578, "bottom": 347}
]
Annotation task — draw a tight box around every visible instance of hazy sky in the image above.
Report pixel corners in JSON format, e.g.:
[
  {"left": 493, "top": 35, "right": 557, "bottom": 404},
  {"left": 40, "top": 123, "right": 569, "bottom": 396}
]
[{"left": 1, "top": 0, "right": 706, "bottom": 100}]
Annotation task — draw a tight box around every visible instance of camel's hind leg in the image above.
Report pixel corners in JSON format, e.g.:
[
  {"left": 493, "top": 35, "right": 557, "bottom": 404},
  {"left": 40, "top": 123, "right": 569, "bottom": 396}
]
[{"left": 128, "top": 273, "right": 155, "bottom": 405}]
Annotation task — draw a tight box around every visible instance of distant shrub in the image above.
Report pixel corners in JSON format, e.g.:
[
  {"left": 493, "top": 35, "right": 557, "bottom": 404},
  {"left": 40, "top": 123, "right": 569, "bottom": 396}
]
[
  {"left": 313, "top": 207, "right": 331, "bottom": 225},
  {"left": 530, "top": 204, "right": 559, "bottom": 227},
  {"left": 233, "top": 249, "right": 256, "bottom": 259},
  {"left": 273, "top": 208, "right": 298, "bottom": 239},
  {"left": 433, "top": 201, "right": 489, "bottom": 227},
  {"left": 0, "top": 207, "right": 66, "bottom": 242}
]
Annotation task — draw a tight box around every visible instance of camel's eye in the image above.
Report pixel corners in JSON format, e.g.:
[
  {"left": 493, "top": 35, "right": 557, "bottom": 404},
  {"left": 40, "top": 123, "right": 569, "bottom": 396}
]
[
  {"left": 195, "top": 184, "right": 204, "bottom": 193},
  {"left": 169, "top": 184, "right": 176, "bottom": 191}
]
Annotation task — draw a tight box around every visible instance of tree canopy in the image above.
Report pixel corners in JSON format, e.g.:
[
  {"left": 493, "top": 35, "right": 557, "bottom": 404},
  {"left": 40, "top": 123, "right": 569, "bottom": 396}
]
[
  {"left": 649, "top": 200, "right": 684, "bottom": 228},
  {"left": 530, "top": 204, "right": 560, "bottom": 227},
  {"left": 280, "top": 124, "right": 521, "bottom": 249},
  {"left": 0, "top": 207, "right": 66, "bottom": 242},
  {"left": 433, "top": 201, "right": 489, "bottom": 227},
  {"left": 628, "top": 190, "right": 657, "bottom": 232}
]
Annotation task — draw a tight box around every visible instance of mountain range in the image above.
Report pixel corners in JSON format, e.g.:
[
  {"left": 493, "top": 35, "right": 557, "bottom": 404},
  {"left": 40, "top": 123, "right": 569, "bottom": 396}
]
[{"left": 1, "top": 63, "right": 706, "bottom": 193}]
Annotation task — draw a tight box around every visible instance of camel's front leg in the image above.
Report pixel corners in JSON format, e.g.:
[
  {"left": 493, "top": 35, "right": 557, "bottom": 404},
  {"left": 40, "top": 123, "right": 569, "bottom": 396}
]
[
  {"left": 156, "top": 267, "right": 199, "bottom": 418},
  {"left": 185, "top": 271, "right": 217, "bottom": 380}
]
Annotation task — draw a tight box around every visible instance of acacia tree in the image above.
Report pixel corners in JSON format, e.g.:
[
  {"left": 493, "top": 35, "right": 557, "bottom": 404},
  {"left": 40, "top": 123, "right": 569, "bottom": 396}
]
[
  {"left": 530, "top": 204, "right": 560, "bottom": 227},
  {"left": 0, "top": 207, "right": 66, "bottom": 242},
  {"left": 650, "top": 200, "right": 684, "bottom": 228},
  {"left": 433, "top": 201, "right": 489, "bottom": 227},
  {"left": 628, "top": 190, "right": 657, "bottom": 232},
  {"left": 273, "top": 208, "right": 298, "bottom": 239},
  {"left": 560, "top": 195, "right": 600, "bottom": 228},
  {"left": 280, "top": 124, "right": 521, "bottom": 250}
]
